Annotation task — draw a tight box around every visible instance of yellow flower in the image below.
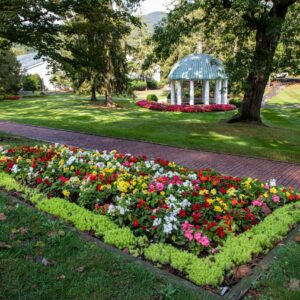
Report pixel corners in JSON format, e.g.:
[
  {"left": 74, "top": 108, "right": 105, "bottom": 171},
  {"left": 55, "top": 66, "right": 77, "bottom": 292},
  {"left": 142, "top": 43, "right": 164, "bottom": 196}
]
[
  {"left": 211, "top": 189, "right": 217, "bottom": 195},
  {"left": 207, "top": 198, "right": 215, "bottom": 204},
  {"left": 214, "top": 206, "right": 222, "bottom": 212},
  {"left": 227, "top": 188, "right": 236, "bottom": 196},
  {"left": 70, "top": 166, "right": 74, "bottom": 171},
  {"left": 200, "top": 189, "right": 209, "bottom": 196},
  {"left": 160, "top": 191, "right": 165, "bottom": 196},
  {"left": 270, "top": 187, "right": 277, "bottom": 194},
  {"left": 263, "top": 192, "right": 269, "bottom": 198},
  {"left": 62, "top": 190, "right": 70, "bottom": 198}
]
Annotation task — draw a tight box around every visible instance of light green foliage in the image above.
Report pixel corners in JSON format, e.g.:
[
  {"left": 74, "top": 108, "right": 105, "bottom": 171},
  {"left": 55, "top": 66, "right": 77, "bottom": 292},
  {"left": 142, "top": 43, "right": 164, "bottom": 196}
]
[
  {"left": 104, "top": 228, "right": 136, "bottom": 249},
  {"left": 145, "top": 202, "right": 300, "bottom": 286}
]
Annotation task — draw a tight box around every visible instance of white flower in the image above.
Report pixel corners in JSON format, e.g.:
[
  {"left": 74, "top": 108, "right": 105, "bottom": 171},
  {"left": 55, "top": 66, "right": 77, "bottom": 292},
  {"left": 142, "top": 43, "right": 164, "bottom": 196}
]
[
  {"left": 163, "top": 223, "right": 173, "bottom": 234},
  {"left": 11, "top": 164, "right": 19, "bottom": 174},
  {"left": 107, "top": 204, "right": 116, "bottom": 215},
  {"left": 181, "top": 199, "right": 191, "bottom": 209},
  {"left": 269, "top": 179, "right": 277, "bottom": 187},
  {"left": 153, "top": 218, "right": 162, "bottom": 227},
  {"left": 66, "top": 156, "right": 76, "bottom": 166}
]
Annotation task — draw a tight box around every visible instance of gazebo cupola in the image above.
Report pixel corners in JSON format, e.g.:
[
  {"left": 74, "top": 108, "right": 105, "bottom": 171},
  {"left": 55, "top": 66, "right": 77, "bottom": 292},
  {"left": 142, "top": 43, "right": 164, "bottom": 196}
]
[{"left": 168, "top": 54, "right": 228, "bottom": 105}]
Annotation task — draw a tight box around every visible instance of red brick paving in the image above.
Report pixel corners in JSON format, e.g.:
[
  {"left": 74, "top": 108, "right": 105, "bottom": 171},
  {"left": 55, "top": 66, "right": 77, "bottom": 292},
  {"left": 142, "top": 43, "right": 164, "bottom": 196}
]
[{"left": 0, "top": 120, "right": 299, "bottom": 189}]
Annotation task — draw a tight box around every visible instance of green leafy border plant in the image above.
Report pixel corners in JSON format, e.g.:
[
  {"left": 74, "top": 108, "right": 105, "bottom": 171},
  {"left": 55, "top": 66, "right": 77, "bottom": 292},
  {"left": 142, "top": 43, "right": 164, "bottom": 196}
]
[{"left": 1, "top": 172, "right": 299, "bottom": 287}]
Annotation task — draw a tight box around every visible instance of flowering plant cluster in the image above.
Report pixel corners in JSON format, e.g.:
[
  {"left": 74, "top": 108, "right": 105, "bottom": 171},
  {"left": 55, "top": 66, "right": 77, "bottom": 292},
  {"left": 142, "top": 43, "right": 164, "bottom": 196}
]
[
  {"left": 0, "top": 144, "right": 299, "bottom": 256},
  {"left": 136, "top": 100, "right": 236, "bottom": 113},
  {"left": 3, "top": 95, "right": 21, "bottom": 100}
]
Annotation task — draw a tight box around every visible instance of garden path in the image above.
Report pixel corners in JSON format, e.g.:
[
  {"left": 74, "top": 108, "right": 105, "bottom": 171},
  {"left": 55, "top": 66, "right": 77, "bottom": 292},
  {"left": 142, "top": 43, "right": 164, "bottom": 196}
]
[{"left": 0, "top": 120, "right": 299, "bottom": 188}]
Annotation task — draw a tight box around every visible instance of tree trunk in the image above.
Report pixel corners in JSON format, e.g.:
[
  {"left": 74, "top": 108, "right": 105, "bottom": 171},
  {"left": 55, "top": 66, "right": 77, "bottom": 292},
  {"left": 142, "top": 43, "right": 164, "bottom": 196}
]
[
  {"left": 103, "top": 47, "right": 114, "bottom": 107},
  {"left": 91, "top": 78, "right": 97, "bottom": 102},
  {"left": 229, "top": 3, "right": 291, "bottom": 123}
]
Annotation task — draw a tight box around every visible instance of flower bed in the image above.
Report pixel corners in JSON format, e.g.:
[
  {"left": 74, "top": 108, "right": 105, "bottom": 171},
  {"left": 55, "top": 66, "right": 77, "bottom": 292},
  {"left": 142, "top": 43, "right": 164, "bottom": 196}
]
[
  {"left": 0, "top": 144, "right": 299, "bottom": 287},
  {"left": 3, "top": 95, "right": 21, "bottom": 100},
  {"left": 136, "top": 100, "right": 236, "bottom": 113}
]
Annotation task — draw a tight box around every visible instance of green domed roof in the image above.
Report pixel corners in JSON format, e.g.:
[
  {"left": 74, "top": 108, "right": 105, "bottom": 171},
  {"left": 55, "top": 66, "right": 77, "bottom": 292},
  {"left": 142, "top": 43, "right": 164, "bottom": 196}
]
[{"left": 168, "top": 54, "right": 227, "bottom": 81}]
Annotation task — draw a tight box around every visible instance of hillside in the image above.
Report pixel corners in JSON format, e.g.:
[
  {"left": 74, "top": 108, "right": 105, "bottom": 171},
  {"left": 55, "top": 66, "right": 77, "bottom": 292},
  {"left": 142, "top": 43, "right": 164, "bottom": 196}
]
[{"left": 141, "top": 11, "right": 168, "bottom": 35}]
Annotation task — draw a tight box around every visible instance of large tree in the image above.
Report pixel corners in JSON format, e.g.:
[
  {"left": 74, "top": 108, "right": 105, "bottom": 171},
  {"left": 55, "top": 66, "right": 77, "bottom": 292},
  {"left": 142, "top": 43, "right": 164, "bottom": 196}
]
[
  {"left": 0, "top": 0, "right": 141, "bottom": 104},
  {"left": 152, "top": 0, "right": 299, "bottom": 123},
  {"left": 0, "top": 49, "right": 22, "bottom": 93}
]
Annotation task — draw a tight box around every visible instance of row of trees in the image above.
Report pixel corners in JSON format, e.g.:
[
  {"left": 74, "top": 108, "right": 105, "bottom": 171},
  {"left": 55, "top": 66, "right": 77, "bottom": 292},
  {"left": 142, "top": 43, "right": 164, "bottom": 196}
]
[{"left": 0, "top": 0, "right": 140, "bottom": 105}]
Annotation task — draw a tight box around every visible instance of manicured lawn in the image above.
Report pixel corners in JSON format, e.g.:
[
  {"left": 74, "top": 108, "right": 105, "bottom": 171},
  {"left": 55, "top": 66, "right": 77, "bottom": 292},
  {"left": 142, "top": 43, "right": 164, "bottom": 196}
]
[
  {"left": 0, "top": 91, "right": 299, "bottom": 163},
  {"left": 245, "top": 235, "right": 300, "bottom": 300},
  {"left": 0, "top": 193, "right": 210, "bottom": 300},
  {"left": 267, "top": 84, "right": 300, "bottom": 105}
]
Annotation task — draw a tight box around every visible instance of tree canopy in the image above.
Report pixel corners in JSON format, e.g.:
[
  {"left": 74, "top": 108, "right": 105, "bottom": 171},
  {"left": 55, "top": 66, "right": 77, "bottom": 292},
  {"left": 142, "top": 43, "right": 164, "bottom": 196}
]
[{"left": 151, "top": 0, "right": 300, "bottom": 122}]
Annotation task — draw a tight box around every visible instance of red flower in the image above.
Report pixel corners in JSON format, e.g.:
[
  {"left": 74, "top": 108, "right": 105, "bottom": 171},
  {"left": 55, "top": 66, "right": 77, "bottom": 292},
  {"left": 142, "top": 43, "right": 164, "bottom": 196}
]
[
  {"left": 193, "top": 203, "right": 201, "bottom": 211},
  {"left": 217, "top": 226, "right": 226, "bottom": 238},
  {"left": 150, "top": 215, "right": 156, "bottom": 220},
  {"left": 133, "top": 220, "right": 139, "bottom": 228},
  {"left": 220, "top": 187, "right": 227, "bottom": 194},
  {"left": 36, "top": 178, "right": 43, "bottom": 184},
  {"left": 179, "top": 210, "right": 186, "bottom": 217},
  {"left": 59, "top": 176, "right": 69, "bottom": 183}
]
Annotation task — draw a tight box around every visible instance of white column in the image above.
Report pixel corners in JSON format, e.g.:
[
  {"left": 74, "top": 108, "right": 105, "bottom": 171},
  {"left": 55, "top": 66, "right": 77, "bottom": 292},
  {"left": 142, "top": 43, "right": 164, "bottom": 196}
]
[
  {"left": 177, "top": 81, "right": 182, "bottom": 105},
  {"left": 215, "top": 80, "right": 221, "bottom": 104},
  {"left": 221, "top": 80, "right": 228, "bottom": 104},
  {"left": 189, "top": 81, "right": 194, "bottom": 105},
  {"left": 170, "top": 80, "right": 176, "bottom": 104},
  {"left": 202, "top": 80, "right": 210, "bottom": 105}
]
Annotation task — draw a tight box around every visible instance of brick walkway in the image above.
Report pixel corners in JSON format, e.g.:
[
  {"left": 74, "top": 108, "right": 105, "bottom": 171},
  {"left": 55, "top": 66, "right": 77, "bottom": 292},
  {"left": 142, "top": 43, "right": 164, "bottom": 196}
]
[{"left": 0, "top": 120, "right": 300, "bottom": 188}]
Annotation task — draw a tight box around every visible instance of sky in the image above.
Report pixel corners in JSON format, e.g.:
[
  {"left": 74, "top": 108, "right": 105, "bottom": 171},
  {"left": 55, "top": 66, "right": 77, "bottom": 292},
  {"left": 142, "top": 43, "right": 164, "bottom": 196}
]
[{"left": 139, "top": 0, "right": 174, "bottom": 14}]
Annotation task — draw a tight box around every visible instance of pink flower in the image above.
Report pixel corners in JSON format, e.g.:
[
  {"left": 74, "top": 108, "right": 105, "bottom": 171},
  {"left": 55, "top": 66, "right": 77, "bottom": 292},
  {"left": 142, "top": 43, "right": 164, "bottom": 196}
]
[
  {"left": 252, "top": 200, "right": 263, "bottom": 206},
  {"left": 148, "top": 184, "right": 155, "bottom": 192},
  {"left": 184, "top": 230, "right": 194, "bottom": 241},
  {"left": 194, "top": 232, "right": 210, "bottom": 247},
  {"left": 264, "top": 184, "right": 270, "bottom": 190},
  {"left": 156, "top": 182, "right": 164, "bottom": 191},
  {"left": 182, "top": 221, "right": 194, "bottom": 232},
  {"left": 272, "top": 195, "right": 280, "bottom": 203}
]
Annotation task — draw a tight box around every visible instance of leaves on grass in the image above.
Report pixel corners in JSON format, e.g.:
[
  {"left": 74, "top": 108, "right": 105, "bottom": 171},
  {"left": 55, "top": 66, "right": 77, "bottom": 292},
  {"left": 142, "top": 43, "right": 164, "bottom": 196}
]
[
  {"left": 287, "top": 278, "right": 300, "bottom": 291},
  {"left": 294, "top": 235, "right": 300, "bottom": 243},
  {"left": 58, "top": 274, "right": 65, "bottom": 280},
  {"left": 0, "top": 213, "right": 7, "bottom": 221},
  {"left": 76, "top": 266, "right": 85, "bottom": 273},
  {"left": 40, "top": 257, "right": 56, "bottom": 266},
  {"left": 34, "top": 241, "right": 45, "bottom": 248},
  {"left": 0, "top": 241, "right": 12, "bottom": 249},
  {"left": 234, "top": 265, "right": 252, "bottom": 280}
]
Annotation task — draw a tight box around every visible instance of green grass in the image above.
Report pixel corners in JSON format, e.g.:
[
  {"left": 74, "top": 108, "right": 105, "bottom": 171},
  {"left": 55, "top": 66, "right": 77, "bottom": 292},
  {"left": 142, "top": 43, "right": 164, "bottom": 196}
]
[
  {"left": 0, "top": 131, "right": 47, "bottom": 148},
  {"left": 0, "top": 193, "right": 212, "bottom": 300},
  {"left": 245, "top": 234, "right": 300, "bottom": 300},
  {"left": 267, "top": 84, "right": 300, "bottom": 105},
  {"left": 0, "top": 89, "right": 299, "bottom": 163}
]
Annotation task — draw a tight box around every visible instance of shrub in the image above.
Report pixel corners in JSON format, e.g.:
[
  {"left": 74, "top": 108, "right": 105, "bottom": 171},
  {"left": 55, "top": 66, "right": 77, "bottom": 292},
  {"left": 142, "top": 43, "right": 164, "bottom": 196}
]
[
  {"left": 146, "top": 94, "right": 158, "bottom": 101},
  {"left": 230, "top": 98, "right": 242, "bottom": 108},
  {"left": 146, "top": 80, "right": 159, "bottom": 90},
  {"left": 0, "top": 95, "right": 5, "bottom": 101},
  {"left": 130, "top": 80, "right": 146, "bottom": 91},
  {"left": 22, "top": 74, "right": 42, "bottom": 93}
]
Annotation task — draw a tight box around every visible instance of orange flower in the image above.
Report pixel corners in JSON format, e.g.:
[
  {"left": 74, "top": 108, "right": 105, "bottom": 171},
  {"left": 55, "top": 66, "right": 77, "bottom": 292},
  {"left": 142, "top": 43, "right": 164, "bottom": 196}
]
[{"left": 232, "top": 198, "right": 239, "bottom": 206}]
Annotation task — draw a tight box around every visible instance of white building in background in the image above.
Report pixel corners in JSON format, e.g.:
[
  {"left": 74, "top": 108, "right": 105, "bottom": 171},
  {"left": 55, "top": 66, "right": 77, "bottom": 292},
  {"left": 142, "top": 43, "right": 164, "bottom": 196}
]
[{"left": 17, "top": 52, "right": 56, "bottom": 91}]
